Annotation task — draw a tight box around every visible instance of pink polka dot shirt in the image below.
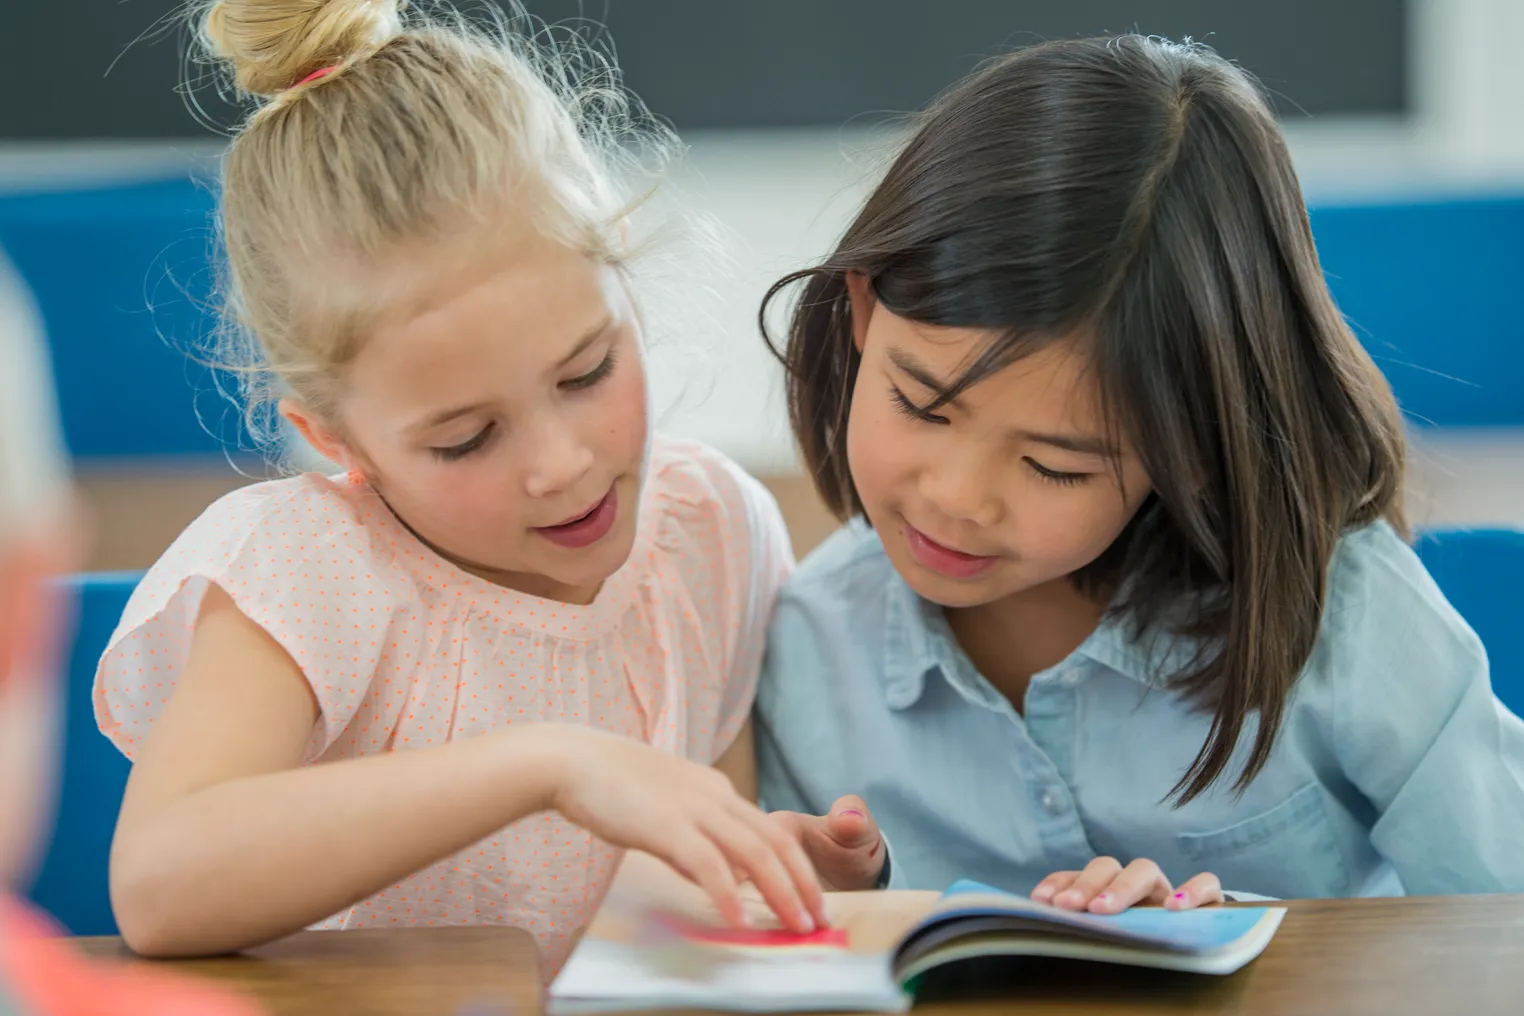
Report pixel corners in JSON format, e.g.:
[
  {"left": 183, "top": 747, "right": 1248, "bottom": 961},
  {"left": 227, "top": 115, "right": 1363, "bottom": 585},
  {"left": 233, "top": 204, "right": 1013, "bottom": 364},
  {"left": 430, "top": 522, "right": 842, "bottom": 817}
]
[{"left": 93, "top": 436, "right": 793, "bottom": 973}]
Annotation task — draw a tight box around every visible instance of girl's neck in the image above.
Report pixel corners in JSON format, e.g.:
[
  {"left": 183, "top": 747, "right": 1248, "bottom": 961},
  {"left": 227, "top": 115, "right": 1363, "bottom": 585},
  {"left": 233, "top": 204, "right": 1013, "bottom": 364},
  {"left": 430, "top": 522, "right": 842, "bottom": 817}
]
[
  {"left": 945, "top": 577, "right": 1107, "bottom": 713},
  {"left": 377, "top": 491, "right": 602, "bottom": 605}
]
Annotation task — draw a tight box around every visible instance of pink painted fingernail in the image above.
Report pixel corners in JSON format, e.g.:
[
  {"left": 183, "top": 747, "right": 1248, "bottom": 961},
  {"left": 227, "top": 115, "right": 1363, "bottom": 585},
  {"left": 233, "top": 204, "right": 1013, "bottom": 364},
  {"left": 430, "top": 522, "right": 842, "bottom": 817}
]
[
  {"left": 1173, "top": 892, "right": 1187, "bottom": 900},
  {"left": 1095, "top": 892, "right": 1110, "bottom": 902},
  {"left": 840, "top": 809, "right": 864, "bottom": 818}
]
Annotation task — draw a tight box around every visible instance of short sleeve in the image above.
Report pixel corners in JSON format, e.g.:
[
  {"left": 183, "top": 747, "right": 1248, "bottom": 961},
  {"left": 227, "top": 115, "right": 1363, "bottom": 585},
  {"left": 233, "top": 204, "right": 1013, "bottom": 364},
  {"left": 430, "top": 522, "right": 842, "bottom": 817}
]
[
  {"left": 718, "top": 467, "right": 795, "bottom": 751},
  {"left": 648, "top": 439, "right": 796, "bottom": 763},
  {"left": 1325, "top": 523, "right": 1524, "bottom": 893},
  {"left": 94, "top": 476, "right": 413, "bottom": 764}
]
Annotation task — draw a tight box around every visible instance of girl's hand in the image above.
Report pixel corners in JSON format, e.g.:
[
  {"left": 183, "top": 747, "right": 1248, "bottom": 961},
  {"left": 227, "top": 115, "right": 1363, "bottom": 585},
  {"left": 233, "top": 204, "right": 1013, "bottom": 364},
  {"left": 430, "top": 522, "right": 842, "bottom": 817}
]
[
  {"left": 1031, "top": 857, "right": 1223, "bottom": 914},
  {"left": 767, "top": 795, "right": 886, "bottom": 891},
  {"left": 542, "top": 725, "right": 828, "bottom": 934}
]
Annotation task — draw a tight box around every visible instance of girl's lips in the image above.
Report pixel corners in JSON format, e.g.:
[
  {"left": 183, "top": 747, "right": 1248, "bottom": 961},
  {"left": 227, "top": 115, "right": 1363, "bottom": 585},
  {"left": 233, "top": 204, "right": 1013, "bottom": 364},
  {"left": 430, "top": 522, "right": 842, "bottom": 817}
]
[
  {"left": 903, "top": 520, "right": 999, "bottom": 579},
  {"left": 534, "top": 486, "right": 618, "bottom": 549}
]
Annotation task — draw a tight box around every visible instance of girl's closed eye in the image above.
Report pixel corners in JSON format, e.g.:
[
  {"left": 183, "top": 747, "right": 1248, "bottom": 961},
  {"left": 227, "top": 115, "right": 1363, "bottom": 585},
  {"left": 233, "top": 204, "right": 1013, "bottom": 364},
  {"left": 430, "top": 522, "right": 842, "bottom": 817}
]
[
  {"left": 1026, "top": 459, "right": 1090, "bottom": 486},
  {"left": 561, "top": 351, "right": 617, "bottom": 392},
  {"left": 432, "top": 422, "right": 496, "bottom": 462},
  {"left": 889, "top": 385, "right": 949, "bottom": 425}
]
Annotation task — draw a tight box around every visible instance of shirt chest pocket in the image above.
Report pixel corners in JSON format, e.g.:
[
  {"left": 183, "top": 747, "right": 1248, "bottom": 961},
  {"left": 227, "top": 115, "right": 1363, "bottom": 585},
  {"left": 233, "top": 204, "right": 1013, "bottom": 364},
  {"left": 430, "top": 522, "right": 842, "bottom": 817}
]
[{"left": 1175, "top": 782, "right": 1349, "bottom": 900}]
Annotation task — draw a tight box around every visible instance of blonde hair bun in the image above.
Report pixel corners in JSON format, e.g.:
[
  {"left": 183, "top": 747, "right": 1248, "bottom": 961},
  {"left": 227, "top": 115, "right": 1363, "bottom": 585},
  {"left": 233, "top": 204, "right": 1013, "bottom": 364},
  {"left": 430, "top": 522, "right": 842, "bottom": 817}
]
[{"left": 203, "top": 0, "right": 403, "bottom": 96}]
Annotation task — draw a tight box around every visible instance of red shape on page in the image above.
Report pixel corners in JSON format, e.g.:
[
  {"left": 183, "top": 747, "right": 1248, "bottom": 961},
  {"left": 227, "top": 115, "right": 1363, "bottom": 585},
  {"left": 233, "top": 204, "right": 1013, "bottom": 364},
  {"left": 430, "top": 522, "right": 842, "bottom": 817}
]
[{"left": 650, "top": 912, "right": 850, "bottom": 948}]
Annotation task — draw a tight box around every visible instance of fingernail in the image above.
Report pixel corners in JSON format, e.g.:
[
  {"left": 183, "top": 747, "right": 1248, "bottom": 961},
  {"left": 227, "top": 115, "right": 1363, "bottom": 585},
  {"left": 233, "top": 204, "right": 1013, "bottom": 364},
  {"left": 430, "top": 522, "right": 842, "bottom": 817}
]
[
  {"left": 1056, "top": 890, "right": 1082, "bottom": 907},
  {"left": 1173, "top": 891, "right": 1187, "bottom": 900},
  {"left": 1095, "top": 892, "right": 1110, "bottom": 903},
  {"left": 839, "top": 809, "right": 864, "bottom": 819},
  {"left": 798, "top": 910, "right": 816, "bottom": 932}
]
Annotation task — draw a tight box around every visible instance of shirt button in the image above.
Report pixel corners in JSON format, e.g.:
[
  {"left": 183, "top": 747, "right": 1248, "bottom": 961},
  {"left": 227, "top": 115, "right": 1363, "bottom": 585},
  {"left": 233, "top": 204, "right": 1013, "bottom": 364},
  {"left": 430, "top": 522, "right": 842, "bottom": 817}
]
[{"left": 1040, "top": 788, "right": 1065, "bottom": 815}]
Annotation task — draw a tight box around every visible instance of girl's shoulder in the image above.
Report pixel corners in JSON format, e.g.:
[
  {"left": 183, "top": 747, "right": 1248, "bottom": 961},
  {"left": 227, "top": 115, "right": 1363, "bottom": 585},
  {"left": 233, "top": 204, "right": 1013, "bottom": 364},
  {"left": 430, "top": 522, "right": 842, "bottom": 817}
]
[
  {"left": 97, "top": 474, "right": 424, "bottom": 763},
  {"left": 1324, "top": 519, "right": 1456, "bottom": 625},
  {"left": 640, "top": 435, "right": 791, "bottom": 578},
  {"left": 1307, "top": 518, "right": 1486, "bottom": 692},
  {"left": 635, "top": 437, "right": 795, "bottom": 760},
  {"left": 644, "top": 435, "right": 774, "bottom": 525},
  {"left": 145, "top": 471, "right": 416, "bottom": 596}
]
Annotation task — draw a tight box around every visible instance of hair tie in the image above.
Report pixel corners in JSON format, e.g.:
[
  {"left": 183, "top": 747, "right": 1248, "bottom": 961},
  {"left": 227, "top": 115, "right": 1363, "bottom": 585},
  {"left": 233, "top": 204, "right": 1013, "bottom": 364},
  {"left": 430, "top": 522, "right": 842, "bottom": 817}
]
[{"left": 292, "top": 65, "right": 339, "bottom": 89}]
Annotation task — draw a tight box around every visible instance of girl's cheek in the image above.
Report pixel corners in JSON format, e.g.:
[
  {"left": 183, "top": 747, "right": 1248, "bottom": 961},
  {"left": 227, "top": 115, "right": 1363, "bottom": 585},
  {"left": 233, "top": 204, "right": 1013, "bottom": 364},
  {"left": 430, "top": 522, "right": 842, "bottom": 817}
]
[{"left": 605, "top": 369, "right": 649, "bottom": 459}]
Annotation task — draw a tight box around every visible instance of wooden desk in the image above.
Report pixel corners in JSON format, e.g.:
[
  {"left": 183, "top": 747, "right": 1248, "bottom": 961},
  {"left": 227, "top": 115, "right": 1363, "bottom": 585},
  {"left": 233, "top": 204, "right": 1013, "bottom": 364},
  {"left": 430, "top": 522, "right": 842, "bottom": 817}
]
[
  {"left": 77, "top": 926, "right": 541, "bottom": 1016},
  {"left": 76, "top": 895, "right": 1524, "bottom": 1016},
  {"left": 906, "top": 895, "right": 1524, "bottom": 1016}
]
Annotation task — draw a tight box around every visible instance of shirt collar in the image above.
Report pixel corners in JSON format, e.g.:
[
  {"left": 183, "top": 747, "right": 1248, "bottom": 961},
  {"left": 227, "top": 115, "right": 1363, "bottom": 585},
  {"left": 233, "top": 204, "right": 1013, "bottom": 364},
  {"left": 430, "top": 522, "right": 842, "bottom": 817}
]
[{"left": 1078, "top": 612, "right": 1209, "bottom": 688}]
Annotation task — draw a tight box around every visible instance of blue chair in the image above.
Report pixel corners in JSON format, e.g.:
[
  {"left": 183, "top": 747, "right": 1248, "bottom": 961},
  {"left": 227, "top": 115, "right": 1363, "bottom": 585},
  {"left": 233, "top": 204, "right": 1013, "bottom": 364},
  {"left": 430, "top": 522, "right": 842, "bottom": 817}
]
[
  {"left": 25, "top": 572, "right": 141, "bottom": 935},
  {"left": 1414, "top": 527, "right": 1524, "bottom": 717},
  {"left": 1309, "top": 195, "right": 1524, "bottom": 428},
  {"left": 0, "top": 177, "right": 239, "bottom": 458}
]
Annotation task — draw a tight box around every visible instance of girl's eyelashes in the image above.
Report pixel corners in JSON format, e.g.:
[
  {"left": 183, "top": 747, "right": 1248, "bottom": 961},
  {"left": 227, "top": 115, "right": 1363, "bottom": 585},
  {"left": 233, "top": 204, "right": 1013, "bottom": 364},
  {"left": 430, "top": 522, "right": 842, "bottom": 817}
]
[
  {"left": 890, "top": 382, "right": 1093, "bottom": 486},
  {"left": 560, "top": 351, "right": 617, "bottom": 392},
  {"left": 889, "top": 385, "right": 950, "bottom": 425},
  {"left": 431, "top": 421, "right": 495, "bottom": 462},
  {"left": 1027, "top": 458, "right": 1090, "bottom": 486}
]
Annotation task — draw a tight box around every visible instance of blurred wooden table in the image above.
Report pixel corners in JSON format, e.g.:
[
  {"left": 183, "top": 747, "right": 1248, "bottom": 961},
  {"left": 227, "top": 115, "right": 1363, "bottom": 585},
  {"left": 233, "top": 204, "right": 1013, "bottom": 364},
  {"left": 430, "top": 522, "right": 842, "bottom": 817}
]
[
  {"left": 76, "top": 894, "right": 1524, "bottom": 1015},
  {"left": 77, "top": 925, "right": 540, "bottom": 1016}
]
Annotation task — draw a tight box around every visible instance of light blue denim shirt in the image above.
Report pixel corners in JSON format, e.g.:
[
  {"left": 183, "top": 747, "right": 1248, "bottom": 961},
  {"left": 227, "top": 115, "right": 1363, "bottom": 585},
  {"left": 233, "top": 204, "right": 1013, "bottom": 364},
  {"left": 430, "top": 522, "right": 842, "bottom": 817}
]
[{"left": 756, "top": 519, "right": 1524, "bottom": 899}]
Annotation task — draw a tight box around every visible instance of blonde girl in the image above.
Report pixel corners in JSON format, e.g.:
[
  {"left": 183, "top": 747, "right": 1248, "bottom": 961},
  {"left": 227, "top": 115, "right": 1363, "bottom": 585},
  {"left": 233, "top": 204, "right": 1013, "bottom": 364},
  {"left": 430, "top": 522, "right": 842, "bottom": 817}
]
[{"left": 95, "top": 0, "right": 831, "bottom": 973}]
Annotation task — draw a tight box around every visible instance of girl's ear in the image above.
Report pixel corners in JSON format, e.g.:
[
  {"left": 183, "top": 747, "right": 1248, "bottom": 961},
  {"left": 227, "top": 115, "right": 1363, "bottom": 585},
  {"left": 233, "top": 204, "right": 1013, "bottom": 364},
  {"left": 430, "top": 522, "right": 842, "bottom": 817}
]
[
  {"left": 280, "top": 399, "right": 356, "bottom": 473},
  {"left": 845, "top": 271, "right": 876, "bottom": 354}
]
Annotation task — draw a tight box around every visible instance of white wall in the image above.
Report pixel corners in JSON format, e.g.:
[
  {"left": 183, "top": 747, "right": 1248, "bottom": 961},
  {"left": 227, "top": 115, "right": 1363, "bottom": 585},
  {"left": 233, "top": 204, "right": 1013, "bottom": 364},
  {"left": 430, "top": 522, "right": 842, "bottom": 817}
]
[{"left": 638, "top": 129, "right": 886, "bottom": 475}]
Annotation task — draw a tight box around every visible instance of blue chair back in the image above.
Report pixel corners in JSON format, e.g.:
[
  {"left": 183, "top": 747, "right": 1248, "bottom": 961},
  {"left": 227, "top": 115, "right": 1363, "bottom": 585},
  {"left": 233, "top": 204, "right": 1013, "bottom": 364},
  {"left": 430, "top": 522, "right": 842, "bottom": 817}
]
[
  {"left": 1414, "top": 528, "right": 1524, "bottom": 716},
  {"left": 25, "top": 572, "right": 141, "bottom": 935},
  {"left": 1310, "top": 196, "right": 1524, "bottom": 428},
  {"left": 0, "top": 177, "right": 237, "bottom": 458}
]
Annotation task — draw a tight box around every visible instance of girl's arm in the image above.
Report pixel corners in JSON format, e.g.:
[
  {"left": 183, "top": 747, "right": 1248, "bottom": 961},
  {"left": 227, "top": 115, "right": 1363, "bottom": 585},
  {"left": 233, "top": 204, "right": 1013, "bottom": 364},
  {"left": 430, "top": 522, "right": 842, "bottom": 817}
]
[
  {"left": 1331, "top": 532, "right": 1524, "bottom": 894},
  {"left": 1340, "top": 619, "right": 1524, "bottom": 892},
  {"left": 110, "top": 584, "right": 824, "bottom": 958}
]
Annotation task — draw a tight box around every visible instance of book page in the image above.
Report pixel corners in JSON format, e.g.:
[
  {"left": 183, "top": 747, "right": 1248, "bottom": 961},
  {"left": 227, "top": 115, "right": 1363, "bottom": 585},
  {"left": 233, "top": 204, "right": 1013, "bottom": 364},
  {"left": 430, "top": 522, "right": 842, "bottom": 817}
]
[{"left": 599, "top": 852, "right": 940, "bottom": 954}]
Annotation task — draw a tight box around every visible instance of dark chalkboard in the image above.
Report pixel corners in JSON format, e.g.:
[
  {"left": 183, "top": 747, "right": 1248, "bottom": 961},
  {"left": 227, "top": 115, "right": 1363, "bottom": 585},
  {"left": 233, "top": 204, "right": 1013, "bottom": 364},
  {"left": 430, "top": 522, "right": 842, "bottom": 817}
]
[{"left": 0, "top": 0, "right": 1407, "bottom": 139}]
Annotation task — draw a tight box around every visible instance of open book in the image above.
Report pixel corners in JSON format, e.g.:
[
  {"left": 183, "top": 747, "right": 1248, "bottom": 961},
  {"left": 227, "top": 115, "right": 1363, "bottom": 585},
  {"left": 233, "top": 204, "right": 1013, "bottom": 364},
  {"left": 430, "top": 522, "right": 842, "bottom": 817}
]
[{"left": 549, "top": 879, "right": 1286, "bottom": 1014}]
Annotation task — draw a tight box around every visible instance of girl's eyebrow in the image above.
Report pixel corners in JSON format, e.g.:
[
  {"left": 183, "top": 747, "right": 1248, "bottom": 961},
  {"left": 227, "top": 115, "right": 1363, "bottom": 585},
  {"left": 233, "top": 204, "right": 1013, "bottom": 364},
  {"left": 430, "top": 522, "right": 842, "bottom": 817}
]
[
  {"left": 887, "top": 347, "right": 959, "bottom": 405},
  {"left": 554, "top": 316, "right": 613, "bottom": 369},
  {"left": 1013, "top": 428, "right": 1119, "bottom": 458},
  {"left": 409, "top": 400, "right": 492, "bottom": 435},
  {"left": 886, "top": 347, "right": 1118, "bottom": 458}
]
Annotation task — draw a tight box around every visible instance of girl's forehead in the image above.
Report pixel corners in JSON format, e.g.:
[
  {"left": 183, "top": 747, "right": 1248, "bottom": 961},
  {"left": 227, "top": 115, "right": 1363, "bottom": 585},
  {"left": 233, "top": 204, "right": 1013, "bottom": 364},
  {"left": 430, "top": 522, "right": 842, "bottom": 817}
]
[
  {"left": 374, "top": 241, "right": 617, "bottom": 357},
  {"left": 343, "top": 242, "right": 628, "bottom": 414},
  {"left": 884, "top": 313, "right": 1105, "bottom": 416}
]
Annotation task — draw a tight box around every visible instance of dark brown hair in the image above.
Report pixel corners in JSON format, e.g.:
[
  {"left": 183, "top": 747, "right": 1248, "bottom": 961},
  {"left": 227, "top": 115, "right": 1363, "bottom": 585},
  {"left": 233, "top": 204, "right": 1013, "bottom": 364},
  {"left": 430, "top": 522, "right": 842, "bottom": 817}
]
[{"left": 762, "top": 36, "right": 1407, "bottom": 804}]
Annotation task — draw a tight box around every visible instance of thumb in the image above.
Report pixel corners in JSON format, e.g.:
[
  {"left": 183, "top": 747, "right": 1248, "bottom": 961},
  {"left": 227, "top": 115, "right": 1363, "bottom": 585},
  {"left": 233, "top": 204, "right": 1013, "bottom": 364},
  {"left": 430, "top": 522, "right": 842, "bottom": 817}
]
[
  {"left": 822, "top": 792, "right": 883, "bottom": 865},
  {"left": 822, "top": 795, "right": 881, "bottom": 851},
  {"left": 802, "top": 796, "right": 884, "bottom": 891}
]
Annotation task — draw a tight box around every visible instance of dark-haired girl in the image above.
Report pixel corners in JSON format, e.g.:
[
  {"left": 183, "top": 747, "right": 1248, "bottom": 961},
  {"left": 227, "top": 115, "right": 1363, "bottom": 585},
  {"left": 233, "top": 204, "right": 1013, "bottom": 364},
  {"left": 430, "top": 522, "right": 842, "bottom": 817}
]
[{"left": 756, "top": 35, "right": 1524, "bottom": 912}]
